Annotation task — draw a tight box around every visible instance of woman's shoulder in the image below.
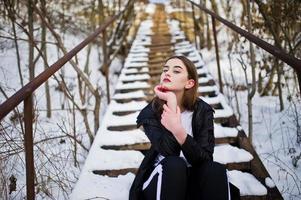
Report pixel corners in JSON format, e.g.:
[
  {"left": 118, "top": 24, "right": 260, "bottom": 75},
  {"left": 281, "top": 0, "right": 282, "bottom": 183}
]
[
  {"left": 136, "top": 100, "right": 158, "bottom": 127},
  {"left": 194, "top": 97, "right": 215, "bottom": 113}
]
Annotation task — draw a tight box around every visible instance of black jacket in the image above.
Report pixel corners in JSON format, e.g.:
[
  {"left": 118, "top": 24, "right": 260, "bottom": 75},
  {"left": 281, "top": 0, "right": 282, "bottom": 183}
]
[{"left": 129, "top": 98, "right": 215, "bottom": 200}]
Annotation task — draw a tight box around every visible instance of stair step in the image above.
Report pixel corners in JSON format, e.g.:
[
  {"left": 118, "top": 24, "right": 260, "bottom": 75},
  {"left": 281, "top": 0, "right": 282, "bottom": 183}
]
[
  {"left": 102, "top": 143, "right": 151, "bottom": 151},
  {"left": 93, "top": 168, "right": 138, "bottom": 177},
  {"left": 72, "top": 4, "right": 283, "bottom": 200}
]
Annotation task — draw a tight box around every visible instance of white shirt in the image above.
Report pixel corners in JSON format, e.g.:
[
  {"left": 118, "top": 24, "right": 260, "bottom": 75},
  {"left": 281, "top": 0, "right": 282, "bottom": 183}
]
[{"left": 154, "top": 110, "right": 193, "bottom": 166}]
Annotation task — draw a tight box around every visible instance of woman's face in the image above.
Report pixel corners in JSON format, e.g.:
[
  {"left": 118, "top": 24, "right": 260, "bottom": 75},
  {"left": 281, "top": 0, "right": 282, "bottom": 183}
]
[{"left": 160, "top": 58, "right": 195, "bottom": 92}]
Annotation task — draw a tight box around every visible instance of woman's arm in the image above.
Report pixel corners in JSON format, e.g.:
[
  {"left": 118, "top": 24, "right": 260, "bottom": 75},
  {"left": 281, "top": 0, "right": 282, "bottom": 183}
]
[
  {"left": 142, "top": 123, "right": 181, "bottom": 156},
  {"left": 154, "top": 85, "right": 188, "bottom": 145},
  {"left": 181, "top": 108, "right": 215, "bottom": 166}
]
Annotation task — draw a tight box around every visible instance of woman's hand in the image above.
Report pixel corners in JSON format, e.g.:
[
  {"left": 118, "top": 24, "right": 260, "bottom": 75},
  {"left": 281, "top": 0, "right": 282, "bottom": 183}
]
[
  {"left": 161, "top": 104, "right": 187, "bottom": 145},
  {"left": 154, "top": 85, "right": 177, "bottom": 112}
]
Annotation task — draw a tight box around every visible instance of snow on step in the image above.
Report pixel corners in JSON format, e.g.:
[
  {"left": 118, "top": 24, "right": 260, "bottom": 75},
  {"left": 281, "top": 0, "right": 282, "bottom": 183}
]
[
  {"left": 124, "top": 61, "right": 148, "bottom": 68},
  {"left": 174, "top": 44, "right": 192, "bottom": 50},
  {"left": 130, "top": 48, "right": 150, "bottom": 53},
  {"left": 119, "top": 74, "right": 150, "bottom": 82},
  {"left": 71, "top": 150, "right": 142, "bottom": 199},
  {"left": 125, "top": 56, "right": 149, "bottom": 63},
  {"left": 197, "top": 67, "right": 209, "bottom": 75},
  {"left": 188, "top": 52, "right": 205, "bottom": 66},
  {"left": 198, "top": 85, "right": 219, "bottom": 93},
  {"left": 214, "top": 94, "right": 234, "bottom": 118},
  {"left": 115, "top": 81, "right": 150, "bottom": 90},
  {"left": 199, "top": 75, "right": 214, "bottom": 84},
  {"left": 214, "top": 144, "right": 253, "bottom": 164},
  {"left": 228, "top": 170, "right": 268, "bottom": 196},
  {"left": 91, "top": 149, "right": 143, "bottom": 170},
  {"left": 107, "top": 111, "right": 139, "bottom": 127},
  {"left": 127, "top": 52, "right": 149, "bottom": 58},
  {"left": 109, "top": 100, "right": 148, "bottom": 112},
  {"left": 201, "top": 94, "right": 221, "bottom": 105},
  {"left": 175, "top": 47, "right": 194, "bottom": 54},
  {"left": 71, "top": 173, "right": 134, "bottom": 200},
  {"left": 122, "top": 67, "right": 149, "bottom": 74},
  {"left": 214, "top": 123, "right": 239, "bottom": 138},
  {"left": 99, "top": 129, "right": 149, "bottom": 146},
  {"left": 113, "top": 90, "right": 145, "bottom": 100}
]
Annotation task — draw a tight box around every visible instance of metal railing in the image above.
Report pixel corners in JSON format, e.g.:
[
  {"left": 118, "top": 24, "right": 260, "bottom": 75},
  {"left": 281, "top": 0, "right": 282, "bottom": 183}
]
[
  {"left": 188, "top": 0, "right": 301, "bottom": 95},
  {"left": 0, "top": 1, "right": 133, "bottom": 199}
]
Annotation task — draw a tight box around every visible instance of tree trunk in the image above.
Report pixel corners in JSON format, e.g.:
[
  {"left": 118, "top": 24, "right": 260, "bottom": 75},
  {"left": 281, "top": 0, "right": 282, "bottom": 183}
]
[
  {"left": 28, "top": 0, "right": 35, "bottom": 81},
  {"left": 246, "top": 0, "right": 256, "bottom": 143},
  {"left": 6, "top": 0, "right": 24, "bottom": 87},
  {"left": 261, "top": 64, "right": 276, "bottom": 96},
  {"left": 273, "top": 1, "right": 284, "bottom": 111},
  {"left": 205, "top": 0, "right": 212, "bottom": 50},
  {"left": 41, "top": 0, "right": 51, "bottom": 118},
  {"left": 275, "top": 59, "right": 284, "bottom": 111}
]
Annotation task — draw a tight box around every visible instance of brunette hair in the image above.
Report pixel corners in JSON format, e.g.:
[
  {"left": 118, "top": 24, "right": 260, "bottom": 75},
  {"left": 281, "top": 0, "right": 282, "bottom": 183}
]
[{"left": 152, "top": 55, "right": 199, "bottom": 117}]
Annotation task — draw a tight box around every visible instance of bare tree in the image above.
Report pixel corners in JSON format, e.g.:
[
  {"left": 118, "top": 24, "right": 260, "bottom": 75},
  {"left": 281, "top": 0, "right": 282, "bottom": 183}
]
[
  {"left": 3, "top": 0, "right": 24, "bottom": 87},
  {"left": 40, "top": 0, "right": 52, "bottom": 118}
]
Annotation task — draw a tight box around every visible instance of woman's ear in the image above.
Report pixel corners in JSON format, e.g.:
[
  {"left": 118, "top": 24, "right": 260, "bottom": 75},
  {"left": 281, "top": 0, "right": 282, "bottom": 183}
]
[{"left": 185, "top": 79, "right": 195, "bottom": 89}]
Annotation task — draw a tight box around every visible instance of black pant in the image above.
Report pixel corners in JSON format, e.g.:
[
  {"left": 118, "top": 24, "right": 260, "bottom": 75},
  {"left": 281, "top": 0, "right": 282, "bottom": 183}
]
[{"left": 142, "top": 156, "right": 230, "bottom": 200}]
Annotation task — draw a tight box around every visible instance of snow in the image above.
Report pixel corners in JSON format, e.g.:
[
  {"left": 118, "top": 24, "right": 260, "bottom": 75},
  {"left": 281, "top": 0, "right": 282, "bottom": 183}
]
[
  {"left": 124, "top": 61, "right": 148, "bottom": 68},
  {"left": 228, "top": 170, "right": 268, "bottom": 196},
  {"left": 112, "top": 90, "right": 145, "bottom": 100},
  {"left": 265, "top": 177, "right": 276, "bottom": 188},
  {"left": 99, "top": 129, "right": 149, "bottom": 146},
  {"left": 214, "top": 144, "right": 254, "bottom": 164},
  {"left": 106, "top": 111, "right": 139, "bottom": 127},
  {"left": 115, "top": 81, "right": 150, "bottom": 90},
  {"left": 214, "top": 123, "right": 239, "bottom": 138},
  {"left": 119, "top": 73, "right": 150, "bottom": 82},
  {"left": 71, "top": 173, "right": 135, "bottom": 200},
  {"left": 109, "top": 100, "right": 148, "bottom": 112},
  {"left": 85, "top": 149, "right": 143, "bottom": 170},
  {"left": 1, "top": 0, "right": 300, "bottom": 199},
  {"left": 198, "top": 85, "right": 219, "bottom": 93}
]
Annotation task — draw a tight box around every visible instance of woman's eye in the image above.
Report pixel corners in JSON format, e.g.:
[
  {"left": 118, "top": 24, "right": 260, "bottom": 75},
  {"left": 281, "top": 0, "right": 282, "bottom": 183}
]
[
  {"left": 163, "top": 69, "right": 168, "bottom": 72},
  {"left": 174, "top": 71, "right": 180, "bottom": 74}
]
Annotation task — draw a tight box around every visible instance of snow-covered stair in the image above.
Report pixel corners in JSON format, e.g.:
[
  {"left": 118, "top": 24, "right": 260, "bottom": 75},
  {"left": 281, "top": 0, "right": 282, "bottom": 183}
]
[{"left": 71, "top": 3, "right": 282, "bottom": 200}]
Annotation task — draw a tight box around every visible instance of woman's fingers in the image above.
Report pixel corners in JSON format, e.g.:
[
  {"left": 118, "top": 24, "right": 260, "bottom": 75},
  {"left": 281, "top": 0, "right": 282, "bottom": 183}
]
[
  {"left": 176, "top": 106, "right": 181, "bottom": 114},
  {"left": 163, "top": 104, "right": 171, "bottom": 113}
]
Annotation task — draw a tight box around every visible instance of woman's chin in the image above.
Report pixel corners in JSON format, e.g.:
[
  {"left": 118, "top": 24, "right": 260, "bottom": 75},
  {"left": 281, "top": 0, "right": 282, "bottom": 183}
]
[{"left": 161, "top": 82, "right": 172, "bottom": 87}]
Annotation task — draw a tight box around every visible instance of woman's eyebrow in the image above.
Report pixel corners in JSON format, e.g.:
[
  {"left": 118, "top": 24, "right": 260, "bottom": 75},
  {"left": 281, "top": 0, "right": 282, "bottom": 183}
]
[
  {"left": 173, "top": 65, "right": 183, "bottom": 69},
  {"left": 163, "top": 65, "right": 183, "bottom": 69}
]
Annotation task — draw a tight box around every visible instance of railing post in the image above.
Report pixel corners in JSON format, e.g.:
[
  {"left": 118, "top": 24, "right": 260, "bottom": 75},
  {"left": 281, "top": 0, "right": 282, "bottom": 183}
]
[
  {"left": 102, "top": 30, "right": 110, "bottom": 104},
  {"left": 211, "top": 16, "right": 223, "bottom": 94},
  {"left": 24, "top": 95, "right": 35, "bottom": 200}
]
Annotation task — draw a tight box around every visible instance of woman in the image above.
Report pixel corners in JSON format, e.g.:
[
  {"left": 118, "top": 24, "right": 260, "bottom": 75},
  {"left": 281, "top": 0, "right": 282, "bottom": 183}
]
[{"left": 129, "top": 56, "right": 237, "bottom": 200}]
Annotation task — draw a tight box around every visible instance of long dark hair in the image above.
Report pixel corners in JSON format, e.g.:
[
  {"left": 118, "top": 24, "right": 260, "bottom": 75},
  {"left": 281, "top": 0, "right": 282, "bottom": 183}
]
[{"left": 151, "top": 55, "right": 199, "bottom": 118}]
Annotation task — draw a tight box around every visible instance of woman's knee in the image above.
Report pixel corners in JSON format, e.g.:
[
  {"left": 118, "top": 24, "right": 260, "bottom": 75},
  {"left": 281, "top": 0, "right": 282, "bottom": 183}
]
[
  {"left": 203, "top": 161, "right": 227, "bottom": 181},
  {"left": 194, "top": 161, "right": 227, "bottom": 178}
]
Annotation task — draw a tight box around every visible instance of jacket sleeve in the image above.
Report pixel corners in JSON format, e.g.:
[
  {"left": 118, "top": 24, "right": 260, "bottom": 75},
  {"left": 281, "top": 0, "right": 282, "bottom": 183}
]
[
  {"left": 139, "top": 119, "right": 181, "bottom": 157},
  {"left": 181, "top": 108, "right": 215, "bottom": 166}
]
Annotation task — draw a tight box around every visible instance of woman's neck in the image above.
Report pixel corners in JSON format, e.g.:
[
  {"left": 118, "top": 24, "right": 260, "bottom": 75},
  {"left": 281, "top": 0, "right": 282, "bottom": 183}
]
[{"left": 174, "top": 90, "right": 185, "bottom": 113}]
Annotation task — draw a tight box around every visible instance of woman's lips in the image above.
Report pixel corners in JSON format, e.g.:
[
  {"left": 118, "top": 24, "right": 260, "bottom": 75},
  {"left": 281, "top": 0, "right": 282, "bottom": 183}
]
[{"left": 163, "top": 78, "right": 171, "bottom": 82}]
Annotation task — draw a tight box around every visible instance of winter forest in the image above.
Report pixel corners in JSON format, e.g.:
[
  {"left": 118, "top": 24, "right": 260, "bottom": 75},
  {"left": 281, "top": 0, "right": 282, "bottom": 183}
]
[{"left": 0, "top": 0, "right": 300, "bottom": 199}]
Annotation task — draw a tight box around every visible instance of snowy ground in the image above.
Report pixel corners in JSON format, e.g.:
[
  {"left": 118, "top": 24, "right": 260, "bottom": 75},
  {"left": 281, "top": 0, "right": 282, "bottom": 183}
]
[{"left": 0, "top": 0, "right": 300, "bottom": 199}]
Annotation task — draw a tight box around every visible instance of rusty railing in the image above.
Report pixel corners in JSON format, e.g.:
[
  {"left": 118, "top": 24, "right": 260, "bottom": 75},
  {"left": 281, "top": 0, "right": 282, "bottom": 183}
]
[{"left": 0, "top": 1, "right": 133, "bottom": 199}]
